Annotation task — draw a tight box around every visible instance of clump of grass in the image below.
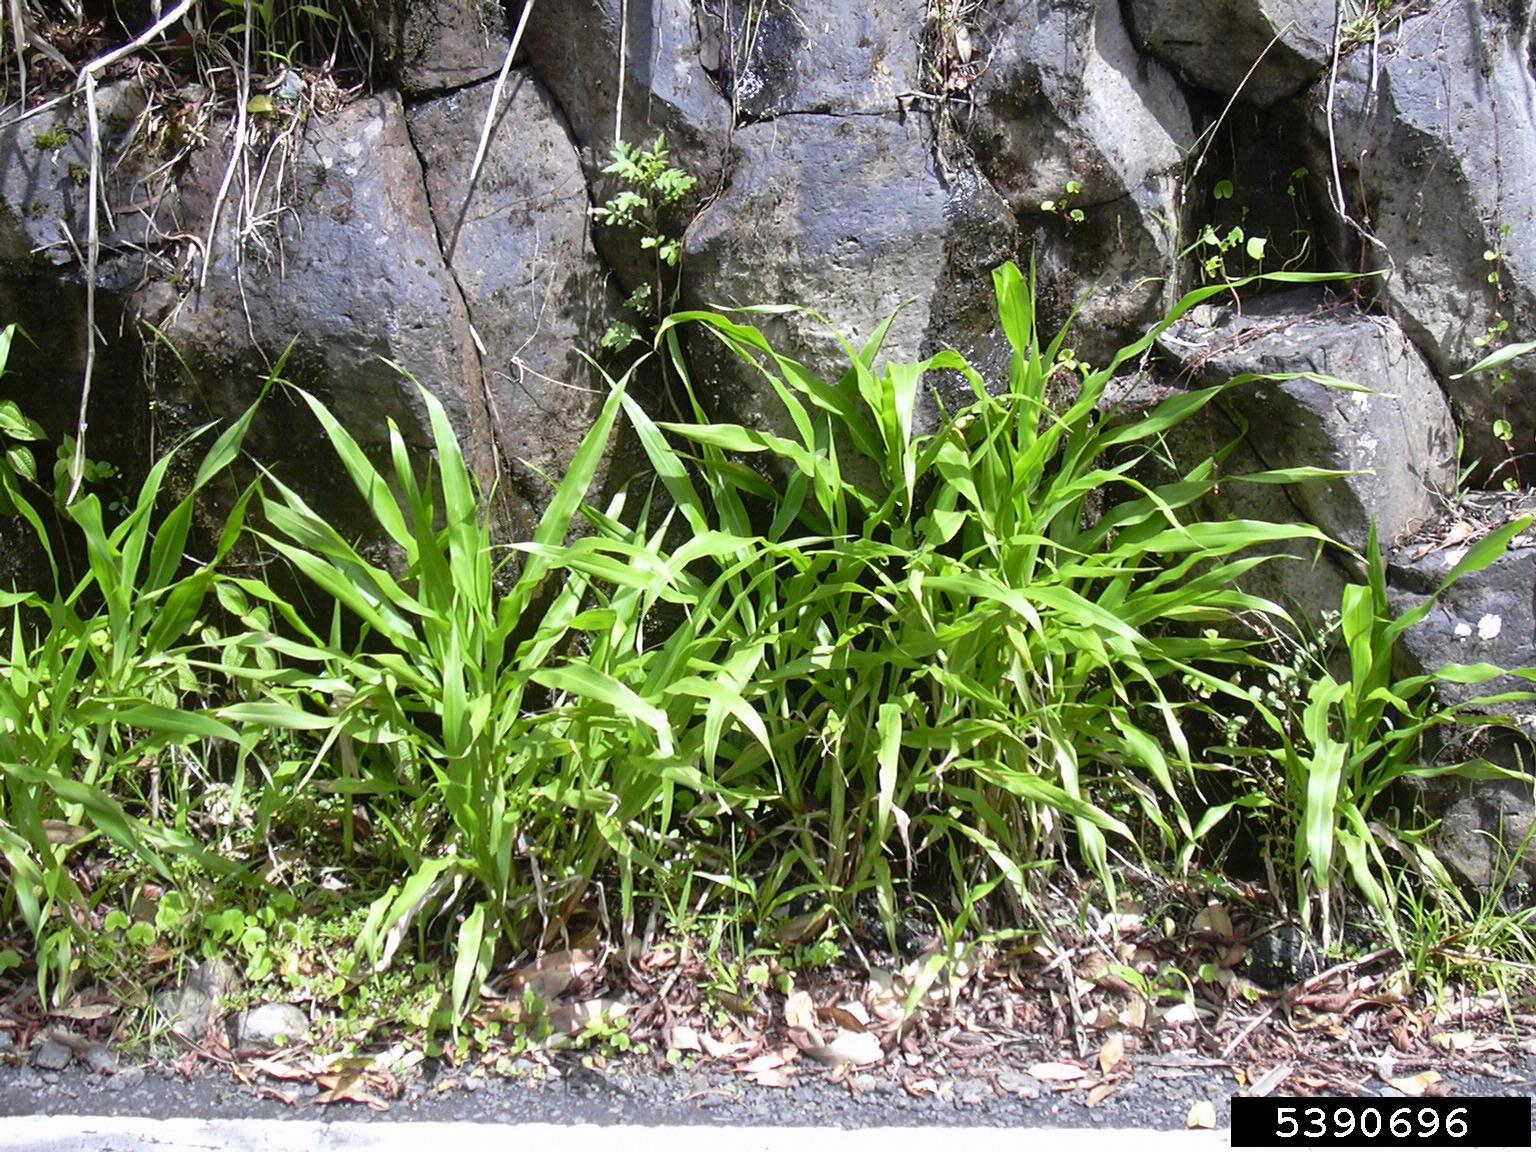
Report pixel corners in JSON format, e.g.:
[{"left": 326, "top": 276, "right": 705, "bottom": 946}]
[
  {"left": 0, "top": 363, "right": 265, "bottom": 1005},
  {"left": 1226, "top": 521, "right": 1536, "bottom": 949},
  {"left": 630, "top": 262, "right": 1356, "bottom": 930}
]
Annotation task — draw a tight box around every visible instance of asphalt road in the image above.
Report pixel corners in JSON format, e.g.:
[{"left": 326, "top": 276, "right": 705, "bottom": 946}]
[{"left": 2, "top": 1051, "right": 1534, "bottom": 1150}]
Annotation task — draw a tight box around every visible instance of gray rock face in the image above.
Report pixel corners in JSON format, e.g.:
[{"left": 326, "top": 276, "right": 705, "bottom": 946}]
[
  {"left": 1389, "top": 526, "right": 1536, "bottom": 708},
  {"left": 1317, "top": 1, "right": 1536, "bottom": 475},
  {"left": 0, "top": 80, "right": 153, "bottom": 490},
  {"left": 82, "top": 1042, "right": 118, "bottom": 1075},
  {"left": 1, "top": 91, "right": 115, "bottom": 271},
  {"left": 408, "top": 72, "right": 622, "bottom": 494},
  {"left": 699, "top": 0, "right": 927, "bottom": 119},
  {"left": 964, "top": 0, "right": 1193, "bottom": 359},
  {"left": 1119, "top": 374, "right": 1356, "bottom": 623},
  {"left": 1125, "top": 0, "right": 1336, "bottom": 106},
  {"left": 1160, "top": 289, "right": 1458, "bottom": 551},
  {"left": 31, "top": 1037, "right": 71, "bottom": 1071},
  {"left": 1433, "top": 779, "right": 1536, "bottom": 895},
  {"left": 681, "top": 113, "right": 951, "bottom": 431},
  {"left": 521, "top": 0, "right": 732, "bottom": 305},
  {"left": 133, "top": 92, "right": 506, "bottom": 539},
  {"left": 358, "top": 0, "right": 511, "bottom": 95},
  {"left": 232, "top": 1002, "right": 311, "bottom": 1051},
  {"left": 522, "top": 0, "right": 732, "bottom": 192}
]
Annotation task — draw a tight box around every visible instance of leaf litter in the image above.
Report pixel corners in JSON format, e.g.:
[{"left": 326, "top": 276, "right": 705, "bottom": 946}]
[{"left": 2, "top": 881, "right": 1532, "bottom": 1112}]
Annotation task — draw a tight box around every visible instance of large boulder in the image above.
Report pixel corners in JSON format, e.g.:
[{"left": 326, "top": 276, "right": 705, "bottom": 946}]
[
  {"left": 0, "top": 80, "right": 154, "bottom": 478},
  {"left": 1315, "top": 0, "right": 1536, "bottom": 476},
  {"left": 407, "top": 71, "right": 624, "bottom": 497},
  {"left": 1149, "top": 289, "right": 1457, "bottom": 621},
  {"left": 131, "top": 92, "right": 507, "bottom": 541},
  {"left": 521, "top": 0, "right": 732, "bottom": 303},
  {"left": 521, "top": 0, "right": 732, "bottom": 195},
  {"left": 1160, "top": 289, "right": 1457, "bottom": 551},
  {"left": 962, "top": 0, "right": 1195, "bottom": 361},
  {"left": 1433, "top": 778, "right": 1536, "bottom": 899},
  {"left": 698, "top": 0, "right": 927, "bottom": 120},
  {"left": 357, "top": 0, "right": 511, "bottom": 96},
  {"left": 1124, "top": 0, "right": 1336, "bottom": 107},
  {"left": 0, "top": 80, "right": 164, "bottom": 601},
  {"left": 1388, "top": 513, "right": 1536, "bottom": 708},
  {"left": 682, "top": 112, "right": 1016, "bottom": 438}
]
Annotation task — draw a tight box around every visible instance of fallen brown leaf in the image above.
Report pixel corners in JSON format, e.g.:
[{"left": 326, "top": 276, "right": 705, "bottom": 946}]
[
  {"left": 49, "top": 1002, "right": 117, "bottom": 1021},
  {"left": 312, "top": 1072, "right": 390, "bottom": 1111},
  {"left": 1028, "top": 1060, "right": 1087, "bottom": 1082},
  {"left": 548, "top": 997, "right": 624, "bottom": 1036},
  {"left": 1247, "top": 1063, "right": 1292, "bottom": 1097},
  {"left": 1187, "top": 1099, "right": 1216, "bottom": 1129},
  {"left": 1158, "top": 1001, "right": 1202, "bottom": 1025},
  {"left": 818, "top": 1003, "right": 869, "bottom": 1031},
  {"left": 806, "top": 1028, "right": 883, "bottom": 1069},
  {"left": 641, "top": 944, "right": 679, "bottom": 970},
  {"left": 774, "top": 907, "right": 832, "bottom": 947},
  {"left": 250, "top": 1058, "right": 311, "bottom": 1082},
  {"left": 43, "top": 820, "right": 90, "bottom": 846},
  {"left": 1192, "top": 903, "right": 1233, "bottom": 940},
  {"left": 1078, "top": 953, "right": 1110, "bottom": 982},
  {"left": 666, "top": 1024, "right": 702, "bottom": 1053},
  {"left": 745, "top": 1066, "right": 793, "bottom": 1088},
  {"left": 737, "top": 1049, "right": 793, "bottom": 1075},
  {"left": 1431, "top": 1031, "right": 1483, "bottom": 1053},
  {"left": 507, "top": 949, "right": 594, "bottom": 1003},
  {"left": 783, "top": 990, "right": 819, "bottom": 1038},
  {"left": 1085, "top": 1082, "right": 1117, "bottom": 1108},
  {"left": 1124, "top": 991, "right": 1148, "bottom": 1031},
  {"left": 1383, "top": 1070, "right": 1442, "bottom": 1097},
  {"left": 1098, "top": 1032, "right": 1124, "bottom": 1075},
  {"left": 737, "top": 1048, "right": 797, "bottom": 1087},
  {"left": 699, "top": 1032, "right": 754, "bottom": 1059}
]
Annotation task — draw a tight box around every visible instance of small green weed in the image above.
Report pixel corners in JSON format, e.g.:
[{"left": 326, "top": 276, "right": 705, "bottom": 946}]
[
  {"left": 0, "top": 330, "right": 47, "bottom": 523},
  {"left": 31, "top": 127, "right": 70, "bottom": 151},
  {"left": 1040, "top": 180, "right": 1085, "bottom": 224},
  {"left": 591, "top": 134, "right": 697, "bottom": 353}
]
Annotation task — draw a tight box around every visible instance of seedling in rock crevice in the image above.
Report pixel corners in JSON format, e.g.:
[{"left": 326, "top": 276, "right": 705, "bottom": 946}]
[{"left": 591, "top": 134, "right": 697, "bottom": 354}]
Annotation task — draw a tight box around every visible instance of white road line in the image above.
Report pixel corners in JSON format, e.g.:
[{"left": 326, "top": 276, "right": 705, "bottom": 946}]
[{"left": 0, "top": 1117, "right": 1240, "bottom": 1152}]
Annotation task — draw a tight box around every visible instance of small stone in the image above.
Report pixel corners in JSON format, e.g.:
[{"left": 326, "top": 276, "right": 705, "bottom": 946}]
[
  {"left": 956, "top": 1076, "right": 993, "bottom": 1105},
  {"left": 0, "top": 1030, "right": 14, "bottom": 1053},
  {"left": 463, "top": 1075, "right": 484, "bottom": 1093},
  {"left": 233, "top": 1003, "right": 310, "bottom": 1051},
  {"left": 83, "top": 1043, "right": 118, "bottom": 1075},
  {"left": 12, "top": 1067, "right": 42, "bottom": 1090},
  {"left": 106, "top": 1065, "right": 146, "bottom": 1091},
  {"left": 32, "top": 1038, "right": 72, "bottom": 1071},
  {"left": 157, "top": 958, "right": 238, "bottom": 1043},
  {"left": 995, "top": 1069, "right": 1042, "bottom": 1099}
]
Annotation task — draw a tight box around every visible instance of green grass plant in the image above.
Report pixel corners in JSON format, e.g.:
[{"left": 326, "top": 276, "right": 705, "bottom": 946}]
[
  {"left": 0, "top": 366, "right": 264, "bottom": 1005},
  {"left": 1231, "top": 522, "right": 1536, "bottom": 948},
  {"left": 3, "top": 259, "right": 1535, "bottom": 1034},
  {"left": 632, "top": 262, "right": 1360, "bottom": 930}
]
